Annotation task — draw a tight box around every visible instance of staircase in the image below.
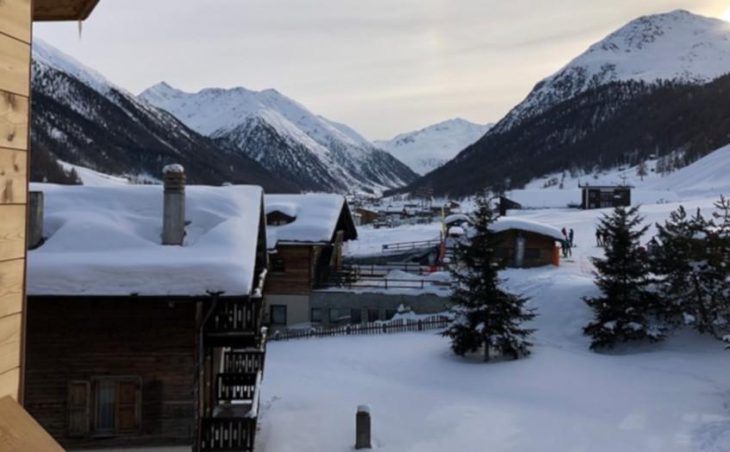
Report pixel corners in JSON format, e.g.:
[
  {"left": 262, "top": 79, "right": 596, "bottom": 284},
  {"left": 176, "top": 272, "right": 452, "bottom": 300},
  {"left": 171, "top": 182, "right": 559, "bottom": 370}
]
[{"left": 195, "top": 299, "right": 267, "bottom": 452}]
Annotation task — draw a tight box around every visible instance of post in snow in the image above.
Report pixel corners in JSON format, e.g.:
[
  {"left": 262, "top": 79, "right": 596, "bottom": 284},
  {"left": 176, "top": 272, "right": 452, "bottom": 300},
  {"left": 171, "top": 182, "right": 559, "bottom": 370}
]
[{"left": 355, "top": 405, "right": 372, "bottom": 449}]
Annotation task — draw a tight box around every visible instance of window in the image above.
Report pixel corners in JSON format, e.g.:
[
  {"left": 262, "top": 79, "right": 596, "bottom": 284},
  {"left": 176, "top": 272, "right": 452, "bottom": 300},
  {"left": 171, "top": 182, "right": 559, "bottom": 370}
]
[
  {"left": 350, "top": 308, "right": 362, "bottom": 324},
  {"left": 330, "top": 308, "right": 346, "bottom": 324},
  {"left": 67, "top": 377, "right": 141, "bottom": 438},
  {"left": 270, "top": 305, "right": 287, "bottom": 325},
  {"left": 271, "top": 257, "right": 286, "bottom": 273},
  {"left": 367, "top": 309, "right": 380, "bottom": 322},
  {"left": 311, "top": 308, "right": 323, "bottom": 323}
]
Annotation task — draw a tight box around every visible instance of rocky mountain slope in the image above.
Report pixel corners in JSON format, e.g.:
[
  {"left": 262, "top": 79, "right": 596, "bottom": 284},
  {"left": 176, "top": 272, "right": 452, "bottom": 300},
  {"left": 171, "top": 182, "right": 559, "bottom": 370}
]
[
  {"left": 31, "top": 40, "right": 295, "bottom": 191},
  {"left": 375, "top": 118, "right": 492, "bottom": 175},
  {"left": 140, "top": 83, "right": 417, "bottom": 194},
  {"left": 402, "top": 10, "right": 730, "bottom": 197}
]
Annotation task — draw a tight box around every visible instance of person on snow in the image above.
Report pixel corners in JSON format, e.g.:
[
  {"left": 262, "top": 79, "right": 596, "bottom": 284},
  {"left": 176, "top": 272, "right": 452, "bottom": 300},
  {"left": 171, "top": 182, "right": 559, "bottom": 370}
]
[
  {"left": 595, "top": 229, "right": 602, "bottom": 247},
  {"left": 569, "top": 228, "right": 575, "bottom": 248}
]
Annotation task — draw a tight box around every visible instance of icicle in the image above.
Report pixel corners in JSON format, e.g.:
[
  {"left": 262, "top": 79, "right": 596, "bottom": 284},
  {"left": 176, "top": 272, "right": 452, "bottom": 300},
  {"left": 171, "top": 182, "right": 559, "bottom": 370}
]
[{"left": 78, "top": 20, "right": 83, "bottom": 40}]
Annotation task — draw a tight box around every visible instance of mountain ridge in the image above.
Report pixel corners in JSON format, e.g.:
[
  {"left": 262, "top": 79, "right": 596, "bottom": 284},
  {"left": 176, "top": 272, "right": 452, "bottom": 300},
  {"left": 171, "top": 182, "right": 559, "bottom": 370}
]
[{"left": 139, "top": 82, "right": 417, "bottom": 194}]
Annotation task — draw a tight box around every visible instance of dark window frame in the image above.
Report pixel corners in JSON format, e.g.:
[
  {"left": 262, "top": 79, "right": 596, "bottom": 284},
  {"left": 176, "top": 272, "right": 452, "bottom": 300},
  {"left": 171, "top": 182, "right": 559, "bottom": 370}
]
[
  {"left": 88, "top": 376, "right": 142, "bottom": 438},
  {"left": 270, "top": 304, "right": 288, "bottom": 325}
]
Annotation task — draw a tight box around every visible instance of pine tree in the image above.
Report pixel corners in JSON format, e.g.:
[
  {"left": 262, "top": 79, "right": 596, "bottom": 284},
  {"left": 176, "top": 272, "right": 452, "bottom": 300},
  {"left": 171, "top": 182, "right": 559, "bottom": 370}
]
[
  {"left": 651, "top": 206, "right": 706, "bottom": 329},
  {"left": 443, "top": 195, "right": 536, "bottom": 361},
  {"left": 699, "top": 197, "right": 730, "bottom": 337},
  {"left": 584, "top": 206, "right": 660, "bottom": 349}
]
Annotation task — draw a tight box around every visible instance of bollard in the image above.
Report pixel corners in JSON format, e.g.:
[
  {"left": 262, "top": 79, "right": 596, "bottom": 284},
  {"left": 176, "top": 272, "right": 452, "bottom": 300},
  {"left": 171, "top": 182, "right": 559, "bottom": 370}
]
[{"left": 355, "top": 405, "right": 371, "bottom": 449}]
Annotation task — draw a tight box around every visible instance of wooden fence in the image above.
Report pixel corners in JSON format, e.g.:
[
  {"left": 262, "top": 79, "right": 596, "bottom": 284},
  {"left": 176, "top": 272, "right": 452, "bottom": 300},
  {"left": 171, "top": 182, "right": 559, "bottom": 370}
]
[
  {"left": 381, "top": 239, "right": 441, "bottom": 253},
  {"left": 269, "top": 316, "right": 451, "bottom": 341}
]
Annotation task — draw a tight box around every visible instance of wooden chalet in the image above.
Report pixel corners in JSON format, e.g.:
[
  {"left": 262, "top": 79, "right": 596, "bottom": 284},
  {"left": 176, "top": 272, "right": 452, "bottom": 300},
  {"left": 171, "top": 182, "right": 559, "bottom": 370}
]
[
  {"left": 580, "top": 184, "right": 632, "bottom": 209},
  {"left": 263, "top": 194, "right": 357, "bottom": 329},
  {"left": 24, "top": 179, "right": 269, "bottom": 451},
  {"left": 0, "top": 1, "right": 106, "bottom": 449},
  {"left": 491, "top": 218, "right": 563, "bottom": 268}
]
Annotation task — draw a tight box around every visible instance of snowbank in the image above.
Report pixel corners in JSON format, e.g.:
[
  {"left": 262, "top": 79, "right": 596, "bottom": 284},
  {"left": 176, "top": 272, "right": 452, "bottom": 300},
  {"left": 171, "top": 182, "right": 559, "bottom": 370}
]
[{"left": 28, "top": 183, "right": 264, "bottom": 296}]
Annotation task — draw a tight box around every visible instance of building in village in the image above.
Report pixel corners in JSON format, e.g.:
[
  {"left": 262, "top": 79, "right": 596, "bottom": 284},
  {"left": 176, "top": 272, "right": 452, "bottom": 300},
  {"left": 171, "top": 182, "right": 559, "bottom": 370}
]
[
  {"left": 0, "top": 1, "right": 110, "bottom": 449},
  {"left": 263, "top": 194, "right": 358, "bottom": 329},
  {"left": 354, "top": 206, "right": 380, "bottom": 226},
  {"left": 491, "top": 218, "right": 563, "bottom": 268},
  {"left": 443, "top": 216, "right": 562, "bottom": 268},
  {"left": 24, "top": 170, "right": 269, "bottom": 451},
  {"left": 580, "top": 184, "right": 632, "bottom": 209}
]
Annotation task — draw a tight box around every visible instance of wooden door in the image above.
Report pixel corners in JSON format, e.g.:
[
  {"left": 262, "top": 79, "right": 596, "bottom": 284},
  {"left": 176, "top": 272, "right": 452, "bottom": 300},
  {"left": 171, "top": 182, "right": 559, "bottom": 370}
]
[
  {"left": 67, "top": 381, "right": 90, "bottom": 437},
  {"left": 115, "top": 380, "right": 140, "bottom": 433}
]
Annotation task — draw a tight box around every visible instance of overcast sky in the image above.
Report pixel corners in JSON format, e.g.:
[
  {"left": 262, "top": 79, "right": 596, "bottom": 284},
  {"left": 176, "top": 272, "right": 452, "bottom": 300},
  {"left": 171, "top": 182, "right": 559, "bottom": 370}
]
[{"left": 34, "top": 0, "right": 730, "bottom": 140}]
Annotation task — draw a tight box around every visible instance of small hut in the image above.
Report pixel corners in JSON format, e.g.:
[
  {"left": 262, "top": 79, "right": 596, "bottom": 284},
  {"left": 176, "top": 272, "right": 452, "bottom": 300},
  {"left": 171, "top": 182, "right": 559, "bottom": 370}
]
[{"left": 490, "top": 218, "right": 563, "bottom": 268}]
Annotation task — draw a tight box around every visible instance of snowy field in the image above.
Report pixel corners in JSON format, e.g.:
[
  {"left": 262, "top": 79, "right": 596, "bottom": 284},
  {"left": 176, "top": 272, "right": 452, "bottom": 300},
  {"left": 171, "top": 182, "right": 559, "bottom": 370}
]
[
  {"left": 345, "top": 222, "right": 442, "bottom": 257},
  {"left": 258, "top": 196, "right": 730, "bottom": 452}
]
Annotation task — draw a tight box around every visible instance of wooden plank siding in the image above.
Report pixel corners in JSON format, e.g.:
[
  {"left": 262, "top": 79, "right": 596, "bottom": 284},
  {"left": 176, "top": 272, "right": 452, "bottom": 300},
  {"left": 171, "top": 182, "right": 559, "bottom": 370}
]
[
  {"left": 265, "top": 245, "right": 324, "bottom": 295},
  {"left": 495, "top": 230, "right": 558, "bottom": 268},
  {"left": 0, "top": 0, "right": 31, "bottom": 43},
  {"left": 0, "top": 0, "right": 30, "bottom": 403},
  {"left": 25, "top": 298, "right": 199, "bottom": 449}
]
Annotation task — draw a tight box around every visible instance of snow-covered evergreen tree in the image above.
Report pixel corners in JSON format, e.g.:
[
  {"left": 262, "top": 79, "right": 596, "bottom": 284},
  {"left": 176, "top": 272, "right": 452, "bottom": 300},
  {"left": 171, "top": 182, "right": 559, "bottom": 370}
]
[
  {"left": 651, "top": 206, "right": 706, "bottom": 329},
  {"left": 699, "top": 197, "right": 730, "bottom": 337},
  {"left": 443, "top": 195, "right": 535, "bottom": 361},
  {"left": 584, "top": 206, "right": 660, "bottom": 349}
]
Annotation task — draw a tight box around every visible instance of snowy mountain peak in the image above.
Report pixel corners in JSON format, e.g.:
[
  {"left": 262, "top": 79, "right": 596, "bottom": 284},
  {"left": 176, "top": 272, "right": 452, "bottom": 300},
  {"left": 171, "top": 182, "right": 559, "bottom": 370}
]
[
  {"left": 376, "top": 118, "right": 492, "bottom": 175},
  {"left": 496, "top": 9, "right": 730, "bottom": 132},
  {"left": 140, "top": 82, "right": 417, "bottom": 193},
  {"left": 32, "top": 39, "right": 114, "bottom": 96}
]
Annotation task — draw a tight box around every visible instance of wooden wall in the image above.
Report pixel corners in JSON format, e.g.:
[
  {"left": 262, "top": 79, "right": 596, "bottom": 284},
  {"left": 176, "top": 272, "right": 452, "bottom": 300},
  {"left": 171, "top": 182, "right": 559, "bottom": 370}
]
[
  {"left": 496, "top": 230, "right": 558, "bottom": 268},
  {"left": 0, "top": 0, "right": 31, "bottom": 403},
  {"left": 24, "top": 298, "right": 198, "bottom": 449},
  {"left": 265, "top": 245, "right": 320, "bottom": 295}
]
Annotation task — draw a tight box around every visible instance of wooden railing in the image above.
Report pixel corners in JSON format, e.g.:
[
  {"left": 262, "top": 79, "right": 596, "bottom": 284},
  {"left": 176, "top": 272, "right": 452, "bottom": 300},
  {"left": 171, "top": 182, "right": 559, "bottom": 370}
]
[
  {"left": 216, "top": 373, "right": 257, "bottom": 402},
  {"left": 207, "top": 299, "right": 262, "bottom": 334},
  {"left": 223, "top": 350, "right": 266, "bottom": 375},
  {"left": 270, "top": 316, "right": 450, "bottom": 341},
  {"left": 199, "top": 417, "right": 257, "bottom": 452},
  {"left": 381, "top": 238, "right": 441, "bottom": 253},
  {"left": 318, "top": 276, "right": 450, "bottom": 291},
  {"left": 344, "top": 263, "right": 447, "bottom": 276}
]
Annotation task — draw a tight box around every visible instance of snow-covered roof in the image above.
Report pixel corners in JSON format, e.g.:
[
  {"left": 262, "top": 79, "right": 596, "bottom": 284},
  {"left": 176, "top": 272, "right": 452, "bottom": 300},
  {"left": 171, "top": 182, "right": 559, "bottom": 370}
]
[
  {"left": 265, "top": 193, "right": 355, "bottom": 248},
  {"left": 28, "top": 183, "right": 265, "bottom": 297},
  {"left": 444, "top": 213, "right": 471, "bottom": 225},
  {"left": 489, "top": 217, "right": 564, "bottom": 241}
]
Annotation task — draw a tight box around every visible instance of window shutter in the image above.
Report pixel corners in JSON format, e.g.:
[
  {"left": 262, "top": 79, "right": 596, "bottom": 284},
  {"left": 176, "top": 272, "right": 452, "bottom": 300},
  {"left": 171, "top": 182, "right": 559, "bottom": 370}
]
[
  {"left": 67, "top": 381, "right": 90, "bottom": 437},
  {"left": 115, "top": 380, "right": 141, "bottom": 433}
]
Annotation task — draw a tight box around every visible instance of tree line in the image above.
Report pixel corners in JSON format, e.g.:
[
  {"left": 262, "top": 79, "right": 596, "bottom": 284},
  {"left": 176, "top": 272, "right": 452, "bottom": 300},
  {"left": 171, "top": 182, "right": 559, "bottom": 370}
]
[{"left": 443, "top": 195, "right": 730, "bottom": 362}]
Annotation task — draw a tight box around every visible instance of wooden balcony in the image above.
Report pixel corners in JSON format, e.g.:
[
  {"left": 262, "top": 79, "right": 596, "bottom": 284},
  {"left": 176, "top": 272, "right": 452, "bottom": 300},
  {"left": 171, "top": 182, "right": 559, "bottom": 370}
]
[{"left": 204, "top": 299, "right": 263, "bottom": 348}]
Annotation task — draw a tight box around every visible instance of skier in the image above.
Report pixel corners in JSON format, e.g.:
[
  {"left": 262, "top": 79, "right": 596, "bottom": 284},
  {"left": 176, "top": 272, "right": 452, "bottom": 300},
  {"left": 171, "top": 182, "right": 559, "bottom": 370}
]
[
  {"left": 569, "top": 228, "right": 575, "bottom": 248},
  {"left": 595, "top": 229, "right": 602, "bottom": 247},
  {"left": 561, "top": 227, "right": 568, "bottom": 242}
]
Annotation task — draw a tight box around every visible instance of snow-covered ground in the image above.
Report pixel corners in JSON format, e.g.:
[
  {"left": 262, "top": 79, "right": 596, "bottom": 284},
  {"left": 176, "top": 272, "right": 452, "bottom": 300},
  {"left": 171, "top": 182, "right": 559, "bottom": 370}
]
[
  {"left": 345, "top": 223, "right": 443, "bottom": 257},
  {"left": 259, "top": 195, "right": 730, "bottom": 452}
]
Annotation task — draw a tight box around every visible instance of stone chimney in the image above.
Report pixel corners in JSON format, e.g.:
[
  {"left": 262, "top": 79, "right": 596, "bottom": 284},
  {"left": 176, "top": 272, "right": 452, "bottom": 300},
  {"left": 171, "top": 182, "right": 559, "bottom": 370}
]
[
  {"left": 28, "top": 191, "right": 44, "bottom": 249},
  {"left": 162, "top": 164, "right": 186, "bottom": 245}
]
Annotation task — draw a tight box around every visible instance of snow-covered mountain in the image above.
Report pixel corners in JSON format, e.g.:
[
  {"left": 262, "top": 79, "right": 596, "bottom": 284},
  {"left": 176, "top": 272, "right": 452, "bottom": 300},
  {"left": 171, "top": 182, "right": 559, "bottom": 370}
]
[
  {"left": 31, "top": 40, "right": 294, "bottom": 190},
  {"left": 374, "top": 119, "right": 492, "bottom": 175},
  {"left": 404, "top": 10, "right": 730, "bottom": 197},
  {"left": 140, "top": 83, "right": 417, "bottom": 194},
  {"left": 496, "top": 9, "right": 730, "bottom": 132}
]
